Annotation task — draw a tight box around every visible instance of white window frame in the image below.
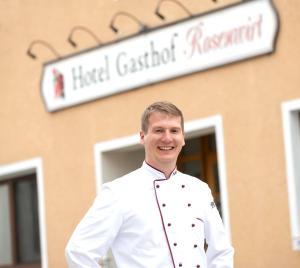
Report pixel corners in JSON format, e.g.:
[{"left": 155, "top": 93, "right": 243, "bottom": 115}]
[
  {"left": 0, "top": 158, "right": 48, "bottom": 267},
  {"left": 94, "top": 115, "right": 232, "bottom": 239},
  {"left": 282, "top": 99, "right": 300, "bottom": 250}
]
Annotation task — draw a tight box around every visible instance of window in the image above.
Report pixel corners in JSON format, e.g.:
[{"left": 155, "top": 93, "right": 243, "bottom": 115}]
[
  {"left": 177, "top": 134, "right": 221, "bottom": 215},
  {"left": 0, "top": 158, "right": 47, "bottom": 268},
  {"left": 0, "top": 174, "right": 41, "bottom": 268},
  {"left": 282, "top": 99, "right": 300, "bottom": 250}
]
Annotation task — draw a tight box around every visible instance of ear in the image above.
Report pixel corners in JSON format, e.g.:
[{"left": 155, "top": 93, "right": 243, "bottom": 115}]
[{"left": 140, "top": 131, "right": 145, "bottom": 145}]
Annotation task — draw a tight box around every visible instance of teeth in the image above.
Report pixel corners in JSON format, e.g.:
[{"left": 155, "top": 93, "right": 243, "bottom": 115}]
[{"left": 158, "top": 146, "right": 173, "bottom": 150}]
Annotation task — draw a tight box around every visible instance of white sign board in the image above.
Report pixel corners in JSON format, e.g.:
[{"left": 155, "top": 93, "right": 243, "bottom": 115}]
[{"left": 41, "top": 0, "right": 279, "bottom": 112}]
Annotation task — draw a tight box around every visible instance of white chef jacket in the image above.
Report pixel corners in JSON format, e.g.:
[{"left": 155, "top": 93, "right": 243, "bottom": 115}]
[{"left": 65, "top": 162, "right": 234, "bottom": 268}]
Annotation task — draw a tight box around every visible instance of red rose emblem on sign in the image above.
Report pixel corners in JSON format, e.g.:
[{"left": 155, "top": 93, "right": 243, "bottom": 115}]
[{"left": 53, "top": 68, "right": 65, "bottom": 98}]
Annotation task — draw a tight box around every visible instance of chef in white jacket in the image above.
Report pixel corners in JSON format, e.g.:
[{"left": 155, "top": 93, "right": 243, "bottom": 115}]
[{"left": 65, "top": 101, "right": 234, "bottom": 268}]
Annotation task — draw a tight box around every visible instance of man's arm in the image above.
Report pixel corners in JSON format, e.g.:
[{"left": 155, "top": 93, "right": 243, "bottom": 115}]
[
  {"left": 65, "top": 185, "right": 122, "bottom": 267},
  {"left": 204, "top": 187, "right": 234, "bottom": 268}
]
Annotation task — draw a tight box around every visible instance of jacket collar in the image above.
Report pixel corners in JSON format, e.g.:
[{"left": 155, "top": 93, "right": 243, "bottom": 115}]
[{"left": 142, "top": 161, "right": 177, "bottom": 180}]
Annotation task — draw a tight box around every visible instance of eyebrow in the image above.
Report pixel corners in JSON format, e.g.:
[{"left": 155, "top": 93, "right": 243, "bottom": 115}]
[{"left": 152, "top": 126, "right": 182, "bottom": 130}]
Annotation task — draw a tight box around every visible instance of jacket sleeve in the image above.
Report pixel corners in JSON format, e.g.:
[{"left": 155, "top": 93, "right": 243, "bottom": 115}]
[
  {"left": 65, "top": 185, "right": 122, "bottom": 268},
  {"left": 204, "top": 186, "right": 234, "bottom": 268}
]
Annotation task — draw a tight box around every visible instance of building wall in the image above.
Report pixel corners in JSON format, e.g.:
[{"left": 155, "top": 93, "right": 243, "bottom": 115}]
[{"left": 1, "top": 0, "right": 300, "bottom": 267}]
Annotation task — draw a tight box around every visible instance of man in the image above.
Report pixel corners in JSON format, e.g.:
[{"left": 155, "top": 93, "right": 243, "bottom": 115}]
[{"left": 65, "top": 101, "right": 234, "bottom": 268}]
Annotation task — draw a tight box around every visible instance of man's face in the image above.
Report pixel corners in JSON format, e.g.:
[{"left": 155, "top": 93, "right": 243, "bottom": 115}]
[{"left": 140, "top": 112, "right": 185, "bottom": 169}]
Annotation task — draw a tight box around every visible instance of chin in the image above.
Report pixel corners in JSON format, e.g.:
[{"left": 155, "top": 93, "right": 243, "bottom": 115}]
[{"left": 158, "top": 156, "right": 177, "bottom": 163}]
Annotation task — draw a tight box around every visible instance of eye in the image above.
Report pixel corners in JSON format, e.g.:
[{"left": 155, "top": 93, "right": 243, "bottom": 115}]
[
  {"left": 154, "top": 128, "right": 163, "bottom": 133},
  {"left": 171, "top": 128, "right": 180, "bottom": 133}
]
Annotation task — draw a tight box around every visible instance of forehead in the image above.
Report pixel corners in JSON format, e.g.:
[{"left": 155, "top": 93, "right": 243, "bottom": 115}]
[{"left": 148, "top": 112, "right": 182, "bottom": 128}]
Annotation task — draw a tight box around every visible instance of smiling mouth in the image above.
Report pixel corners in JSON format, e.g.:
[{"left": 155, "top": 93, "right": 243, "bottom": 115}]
[{"left": 158, "top": 146, "right": 175, "bottom": 151}]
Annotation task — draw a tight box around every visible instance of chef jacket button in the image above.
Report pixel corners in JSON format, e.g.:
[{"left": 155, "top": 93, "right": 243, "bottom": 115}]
[
  {"left": 194, "top": 244, "right": 198, "bottom": 248},
  {"left": 162, "top": 203, "right": 166, "bottom": 207},
  {"left": 188, "top": 203, "right": 191, "bottom": 207},
  {"left": 192, "top": 223, "right": 195, "bottom": 227},
  {"left": 181, "top": 184, "right": 185, "bottom": 188},
  {"left": 196, "top": 265, "right": 200, "bottom": 268},
  {"left": 168, "top": 223, "right": 172, "bottom": 227},
  {"left": 173, "top": 242, "right": 177, "bottom": 246},
  {"left": 179, "top": 263, "right": 182, "bottom": 267},
  {"left": 156, "top": 184, "right": 160, "bottom": 188}
]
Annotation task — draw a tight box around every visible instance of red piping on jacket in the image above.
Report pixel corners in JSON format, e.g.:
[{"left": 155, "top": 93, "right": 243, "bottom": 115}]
[{"left": 153, "top": 178, "right": 176, "bottom": 268}]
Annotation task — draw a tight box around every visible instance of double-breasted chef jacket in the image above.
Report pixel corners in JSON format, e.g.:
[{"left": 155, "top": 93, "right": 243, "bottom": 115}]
[{"left": 66, "top": 162, "right": 234, "bottom": 268}]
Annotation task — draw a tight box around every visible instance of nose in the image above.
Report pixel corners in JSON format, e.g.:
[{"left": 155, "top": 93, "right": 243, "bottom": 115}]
[{"left": 161, "top": 130, "right": 172, "bottom": 142}]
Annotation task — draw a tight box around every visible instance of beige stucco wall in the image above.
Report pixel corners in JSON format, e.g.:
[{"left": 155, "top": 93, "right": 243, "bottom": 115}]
[{"left": 1, "top": 0, "right": 300, "bottom": 267}]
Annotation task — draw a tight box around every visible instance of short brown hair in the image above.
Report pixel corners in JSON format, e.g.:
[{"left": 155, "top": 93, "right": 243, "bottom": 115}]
[{"left": 141, "top": 101, "right": 184, "bottom": 133}]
